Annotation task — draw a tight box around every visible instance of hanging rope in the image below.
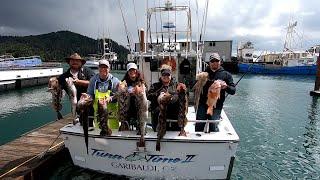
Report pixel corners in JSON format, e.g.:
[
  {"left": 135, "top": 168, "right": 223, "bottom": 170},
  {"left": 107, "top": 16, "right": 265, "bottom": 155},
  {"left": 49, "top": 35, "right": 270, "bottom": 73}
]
[
  {"left": 200, "top": 0, "right": 209, "bottom": 43},
  {"left": 195, "top": 0, "right": 201, "bottom": 73},
  {"left": 154, "top": 0, "right": 159, "bottom": 44},
  {"left": 174, "top": 0, "right": 177, "bottom": 43},
  {"left": 159, "top": 0, "right": 164, "bottom": 43},
  {"left": 167, "top": 1, "right": 171, "bottom": 45},
  {"left": 132, "top": 0, "right": 140, "bottom": 41},
  {"left": 118, "top": 0, "right": 133, "bottom": 52}
]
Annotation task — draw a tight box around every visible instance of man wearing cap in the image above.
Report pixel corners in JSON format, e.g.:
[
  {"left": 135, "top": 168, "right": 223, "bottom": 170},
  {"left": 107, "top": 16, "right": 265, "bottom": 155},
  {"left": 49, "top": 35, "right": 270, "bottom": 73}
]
[
  {"left": 121, "top": 63, "right": 147, "bottom": 130},
  {"left": 195, "top": 52, "right": 236, "bottom": 132},
  {"left": 147, "top": 64, "right": 187, "bottom": 132},
  {"left": 86, "top": 59, "right": 120, "bottom": 129},
  {"left": 58, "top": 53, "right": 95, "bottom": 101}
]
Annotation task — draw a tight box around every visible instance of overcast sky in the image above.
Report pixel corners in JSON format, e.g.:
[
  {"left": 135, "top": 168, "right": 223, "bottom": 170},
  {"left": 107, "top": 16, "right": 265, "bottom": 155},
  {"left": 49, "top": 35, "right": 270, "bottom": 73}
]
[{"left": 1, "top": 0, "right": 319, "bottom": 55}]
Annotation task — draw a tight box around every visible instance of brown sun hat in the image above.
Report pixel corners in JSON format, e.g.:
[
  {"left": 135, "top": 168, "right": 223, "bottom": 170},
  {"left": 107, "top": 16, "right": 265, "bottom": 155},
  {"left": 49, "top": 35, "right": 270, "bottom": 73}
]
[{"left": 65, "top": 53, "right": 86, "bottom": 64}]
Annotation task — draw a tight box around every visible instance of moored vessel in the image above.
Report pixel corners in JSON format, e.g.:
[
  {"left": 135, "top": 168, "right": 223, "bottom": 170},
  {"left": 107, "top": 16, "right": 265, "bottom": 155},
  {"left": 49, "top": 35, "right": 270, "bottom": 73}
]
[{"left": 61, "top": 1, "right": 239, "bottom": 179}]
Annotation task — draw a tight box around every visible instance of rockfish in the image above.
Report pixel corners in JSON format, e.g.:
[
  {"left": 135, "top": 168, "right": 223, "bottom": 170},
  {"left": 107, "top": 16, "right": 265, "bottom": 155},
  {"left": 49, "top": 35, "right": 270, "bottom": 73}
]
[
  {"left": 117, "top": 81, "right": 130, "bottom": 131},
  {"left": 206, "top": 80, "right": 222, "bottom": 116},
  {"left": 192, "top": 72, "right": 208, "bottom": 113},
  {"left": 177, "top": 83, "right": 188, "bottom": 136},
  {"left": 48, "top": 77, "right": 63, "bottom": 120},
  {"left": 134, "top": 83, "right": 148, "bottom": 147},
  {"left": 77, "top": 93, "right": 93, "bottom": 154},
  {"left": 65, "top": 77, "right": 77, "bottom": 124},
  {"left": 97, "top": 99, "right": 112, "bottom": 136},
  {"left": 156, "top": 92, "right": 172, "bottom": 151}
]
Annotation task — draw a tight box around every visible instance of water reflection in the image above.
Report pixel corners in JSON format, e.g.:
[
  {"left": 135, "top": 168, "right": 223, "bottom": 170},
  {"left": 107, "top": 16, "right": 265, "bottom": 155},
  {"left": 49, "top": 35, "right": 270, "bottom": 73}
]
[
  {"left": 302, "top": 96, "right": 320, "bottom": 176},
  {"left": 0, "top": 86, "right": 53, "bottom": 118},
  {"left": 305, "top": 96, "right": 319, "bottom": 154}
]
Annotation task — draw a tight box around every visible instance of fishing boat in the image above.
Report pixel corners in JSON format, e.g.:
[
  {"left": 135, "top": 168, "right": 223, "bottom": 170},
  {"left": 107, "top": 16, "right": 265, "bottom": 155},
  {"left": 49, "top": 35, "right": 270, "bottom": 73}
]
[
  {"left": 238, "top": 21, "right": 318, "bottom": 75},
  {"left": 0, "top": 54, "right": 62, "bottom": 90},
  {"left": 60, "top": 1, "right": 239, "bottom": 179},
  {"left": 84, "top": 38, "right": 118, "bottom": 69}
]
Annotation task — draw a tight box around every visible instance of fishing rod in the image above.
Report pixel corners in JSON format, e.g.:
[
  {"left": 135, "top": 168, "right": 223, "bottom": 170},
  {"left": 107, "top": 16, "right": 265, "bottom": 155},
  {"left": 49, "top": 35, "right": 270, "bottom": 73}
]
[
  {"left": 118, "top": 0, "right": 133, "bottom": 53},
  {"left": 235, "top": 52, "right": 263, "bottom": 85},
  {"left": 225, "top": 52, "right": 263, "bottom": 98}
]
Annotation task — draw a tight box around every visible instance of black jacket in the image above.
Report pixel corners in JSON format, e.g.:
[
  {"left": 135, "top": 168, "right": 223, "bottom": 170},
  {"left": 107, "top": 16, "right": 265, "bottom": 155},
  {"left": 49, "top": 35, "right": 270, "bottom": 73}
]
[
  {"left": 147, "top": 79, "right": 178, "bottom": 112},
  {"left": 58, "top": 66, "right": 95, "bottom": 100},
  {"left": 199, "top": 67, "right": 236, "bottom": 110},
  {"left": 124, "top": 78, "right": 147, "bottom": 120}
]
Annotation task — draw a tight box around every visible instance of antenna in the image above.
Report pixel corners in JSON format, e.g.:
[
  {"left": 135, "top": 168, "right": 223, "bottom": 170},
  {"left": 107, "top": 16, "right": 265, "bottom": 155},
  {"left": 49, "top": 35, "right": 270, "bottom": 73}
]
[{"left": 283, "top": 20, "right": 298, "bottom": 52}]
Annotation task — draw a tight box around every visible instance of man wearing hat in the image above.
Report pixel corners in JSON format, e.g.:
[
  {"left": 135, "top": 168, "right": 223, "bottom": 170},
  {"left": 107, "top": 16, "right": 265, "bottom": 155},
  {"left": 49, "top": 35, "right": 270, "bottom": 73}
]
[
  {"left": 195, "top": 52, "right": 236, "bottom": 132},
  {"left": 58, "top": 53, "right": 95, "bottom": 101},
  {"left": 147, "top": 64, "right": 187, "bottom": 132}
]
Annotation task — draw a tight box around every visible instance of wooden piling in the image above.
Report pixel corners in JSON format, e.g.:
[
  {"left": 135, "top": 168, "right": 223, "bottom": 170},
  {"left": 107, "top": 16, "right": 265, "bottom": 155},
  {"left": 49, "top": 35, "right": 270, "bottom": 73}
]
[{"left": 310, "top": 56, "right": 320, "bottom": 96}]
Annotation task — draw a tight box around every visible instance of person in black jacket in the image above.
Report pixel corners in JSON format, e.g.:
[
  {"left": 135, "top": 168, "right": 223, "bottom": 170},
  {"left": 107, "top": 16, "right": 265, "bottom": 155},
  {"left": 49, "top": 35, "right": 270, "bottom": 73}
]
[
  {"left": 147, "top": 65, "right": 186, "bottom": 132},
  {"left": 58, "top": 53, "right": 95, "bottom": 125},
  {"left": 195, "top": 53, "right": 236, "bottom": 132},
  {"left": 58, "top": 53, "right": 95, "bottom": 101}
]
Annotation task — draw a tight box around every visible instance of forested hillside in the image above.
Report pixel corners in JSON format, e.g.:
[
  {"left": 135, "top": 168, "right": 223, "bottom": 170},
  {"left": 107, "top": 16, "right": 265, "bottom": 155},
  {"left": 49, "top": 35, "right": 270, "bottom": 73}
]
[{"left": 0, "top": 31, "right": 129, "bottom": 62}]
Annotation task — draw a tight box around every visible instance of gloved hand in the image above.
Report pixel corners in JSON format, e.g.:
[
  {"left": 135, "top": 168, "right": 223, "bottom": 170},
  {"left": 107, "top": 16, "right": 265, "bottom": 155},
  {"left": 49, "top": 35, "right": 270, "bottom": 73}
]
[{"left": 170, "top": 94, "right": 179, "bottom": 104}]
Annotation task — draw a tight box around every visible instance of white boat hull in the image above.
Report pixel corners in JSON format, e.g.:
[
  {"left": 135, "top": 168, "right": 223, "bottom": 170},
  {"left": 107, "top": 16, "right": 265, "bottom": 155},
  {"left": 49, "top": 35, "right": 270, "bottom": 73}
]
[
  {"left": 0, "top": 67, "right": 63, "bottom": 81},
  {"left": 84, "top": 61, "right": 99, "bottom": 69},
  {"left": 61, "top": 108, "right": 239, "bottom": 179}
]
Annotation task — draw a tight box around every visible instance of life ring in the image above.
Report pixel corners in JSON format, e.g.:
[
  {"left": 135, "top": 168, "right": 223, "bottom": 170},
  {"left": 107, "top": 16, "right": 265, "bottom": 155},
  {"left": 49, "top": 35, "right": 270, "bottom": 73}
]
[{"left": 161, "top": 57, "right": 177, "bottom": 71}]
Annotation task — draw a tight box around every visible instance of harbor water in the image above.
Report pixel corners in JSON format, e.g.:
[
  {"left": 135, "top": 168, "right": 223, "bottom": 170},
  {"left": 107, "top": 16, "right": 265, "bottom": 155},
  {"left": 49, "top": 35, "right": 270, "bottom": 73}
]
[{"left": 1, "top": 73, "right": 320, "bottom": 179}]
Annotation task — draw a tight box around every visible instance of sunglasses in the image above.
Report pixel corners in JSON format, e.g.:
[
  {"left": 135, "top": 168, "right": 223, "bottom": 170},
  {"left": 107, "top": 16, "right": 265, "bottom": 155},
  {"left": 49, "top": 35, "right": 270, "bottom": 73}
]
[
  {"left": 99, "top": 65, "right": 109, "bottom": 69},
  {"left": 210, "top": 59, "right": 220, "bottom": 63},
  {"left": 161, "top": 73, "right": 171, "bottom": 77}
]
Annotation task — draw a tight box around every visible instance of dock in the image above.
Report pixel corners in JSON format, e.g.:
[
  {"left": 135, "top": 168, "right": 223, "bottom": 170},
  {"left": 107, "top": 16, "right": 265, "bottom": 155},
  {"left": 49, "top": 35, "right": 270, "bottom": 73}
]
[{"left": 0, "top": 115, "right": 72, "bottom": 179}]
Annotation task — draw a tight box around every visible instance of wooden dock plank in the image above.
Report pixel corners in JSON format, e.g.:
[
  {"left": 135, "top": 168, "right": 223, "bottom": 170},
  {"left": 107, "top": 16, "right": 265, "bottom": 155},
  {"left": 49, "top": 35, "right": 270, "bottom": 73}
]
[{"left": 0, "top": 115, "right": 72, "bottom": 178}]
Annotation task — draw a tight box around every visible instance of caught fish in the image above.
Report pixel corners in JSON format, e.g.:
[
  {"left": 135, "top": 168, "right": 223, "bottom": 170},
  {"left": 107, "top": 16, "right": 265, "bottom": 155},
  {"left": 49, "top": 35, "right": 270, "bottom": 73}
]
[
  {"left": 65, "top": 77, "right": 78, "bottom": 124},
  {"left": 156, "top": 92, "right": 172, "bottom": 151},
  {"left": 117, "top": 81, "right": 130, "bottom": 131},
  {"left": 125, "top": 152, "right": 147, "bottom": 162},
  {"left": 77, "top": 93, "right": 93, "bottom": 154},
  {"left": 177, "top": 83, "right": 188, "bottom": 136},
  {"left": 134, "top": 83, "right": 148, "bottom": 147},
  {"left": 192, "top": 72, "right": 208, "bottom": 113},
  {"left": 48, "top": 77, "right": 63, "bottom": 120},
  {"left": 97, "top": 99, "right": 112, "bottom": 136},
  {"left": 206, "top": 80, "right": 222, "bottom": 116}
]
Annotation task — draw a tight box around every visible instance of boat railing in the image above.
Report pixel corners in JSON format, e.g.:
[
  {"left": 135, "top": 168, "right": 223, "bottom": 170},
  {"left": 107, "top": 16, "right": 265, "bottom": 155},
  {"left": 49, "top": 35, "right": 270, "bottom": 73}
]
[
  {"left": 41, "top": 62, "right": 62, "bottom": 67},
  {"left": 0, "top": 62, "right": 62, "bottom": 70},
  {"left": 167, "top": 119, "right": 222, "bottom": 133},
  {"left": 85, "top": 116, "right": 221, "bottom": 123},
  {"left": 84, "top": 115, "right": 222, "bottom": 134}
]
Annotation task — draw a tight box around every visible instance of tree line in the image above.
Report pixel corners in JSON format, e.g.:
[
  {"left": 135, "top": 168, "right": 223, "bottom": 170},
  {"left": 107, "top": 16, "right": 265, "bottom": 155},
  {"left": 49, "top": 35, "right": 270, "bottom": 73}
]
[{"left": 0, "top": 31, "right": 130, "bottom": 62}]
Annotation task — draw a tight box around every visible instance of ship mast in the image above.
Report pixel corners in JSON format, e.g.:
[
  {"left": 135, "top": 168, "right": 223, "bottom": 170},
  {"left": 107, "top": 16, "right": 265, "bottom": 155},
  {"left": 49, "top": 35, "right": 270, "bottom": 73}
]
[{"left": 283, "top": 21, "right": 297, "bottom": 52}]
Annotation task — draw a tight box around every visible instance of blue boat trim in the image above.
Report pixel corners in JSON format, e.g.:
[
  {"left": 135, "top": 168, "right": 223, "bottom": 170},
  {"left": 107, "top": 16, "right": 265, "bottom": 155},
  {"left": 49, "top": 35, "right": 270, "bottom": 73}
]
[{"left": 238, "top": 63, "right": 317, "bottom": 75}]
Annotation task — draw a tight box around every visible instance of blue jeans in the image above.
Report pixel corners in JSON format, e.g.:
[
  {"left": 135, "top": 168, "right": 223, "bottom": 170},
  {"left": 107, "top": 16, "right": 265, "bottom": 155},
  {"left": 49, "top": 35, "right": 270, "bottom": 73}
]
[{"left": 195, "top": 104, "right": 221, "bottom": 132}]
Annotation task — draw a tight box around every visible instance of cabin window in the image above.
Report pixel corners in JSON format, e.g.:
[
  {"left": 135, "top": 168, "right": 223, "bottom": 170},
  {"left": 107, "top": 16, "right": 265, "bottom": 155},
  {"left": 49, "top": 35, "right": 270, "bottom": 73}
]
[
  {"left": 209, "top": 42, "right": 215, "bottom": 46},
  {"left": 181, "top": 42, "right": 186, "bottom": 47}
]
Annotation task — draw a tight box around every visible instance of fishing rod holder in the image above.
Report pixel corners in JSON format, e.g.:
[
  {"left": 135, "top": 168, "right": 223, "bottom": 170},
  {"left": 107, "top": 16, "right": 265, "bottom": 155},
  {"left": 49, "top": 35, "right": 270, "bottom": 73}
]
[{"left": 167, "top": 119, "right": 222, "bottom": 133}]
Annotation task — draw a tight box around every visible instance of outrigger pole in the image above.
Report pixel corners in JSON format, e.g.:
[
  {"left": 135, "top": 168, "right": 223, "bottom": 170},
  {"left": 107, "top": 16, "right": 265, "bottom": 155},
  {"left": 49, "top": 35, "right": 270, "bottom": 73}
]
[{"left": 118, "top": 0, "right": 133, "bottom": 53}]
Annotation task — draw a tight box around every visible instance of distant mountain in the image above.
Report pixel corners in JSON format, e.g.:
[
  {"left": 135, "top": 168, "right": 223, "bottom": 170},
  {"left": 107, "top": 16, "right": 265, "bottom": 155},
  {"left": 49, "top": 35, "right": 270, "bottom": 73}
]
[{"left": 0, "top": 31, "right": 130, "bottom": 62}]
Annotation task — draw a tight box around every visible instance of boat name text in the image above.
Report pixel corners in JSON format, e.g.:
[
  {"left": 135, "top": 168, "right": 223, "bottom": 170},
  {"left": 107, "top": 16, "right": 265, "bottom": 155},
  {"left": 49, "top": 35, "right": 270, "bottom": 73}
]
[{"left": 91, "top": 148, "right": 196, "bottom": 164}]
